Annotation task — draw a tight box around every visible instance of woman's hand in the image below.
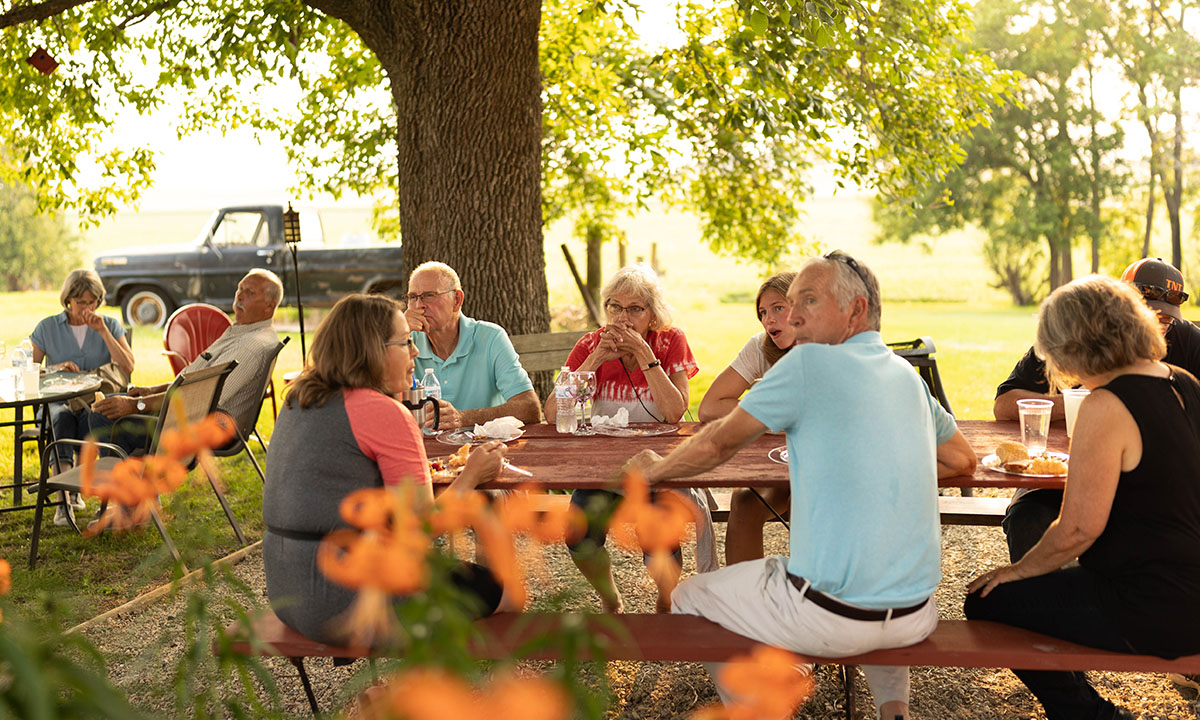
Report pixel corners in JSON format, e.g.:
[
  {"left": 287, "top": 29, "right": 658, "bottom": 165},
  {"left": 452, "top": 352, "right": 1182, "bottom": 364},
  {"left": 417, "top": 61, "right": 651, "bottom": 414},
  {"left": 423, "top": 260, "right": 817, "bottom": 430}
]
[
  {"left": 967, "top": 563, "right": 1026, "bottom": 598},
  {"left": 53, "top": 361, "right": 80, "bottom": 372},
  {"left": 461, "top": 440, "right": 507, "bottom": 488},
  {"left": 584, "top": 327, "right": 624, "bottom": 366},
  {"left": 604, "top": 323, "right": 655, "bottom": 366},
  {"left": 82, "top": 309, "right": 107, "bottom": 334}
]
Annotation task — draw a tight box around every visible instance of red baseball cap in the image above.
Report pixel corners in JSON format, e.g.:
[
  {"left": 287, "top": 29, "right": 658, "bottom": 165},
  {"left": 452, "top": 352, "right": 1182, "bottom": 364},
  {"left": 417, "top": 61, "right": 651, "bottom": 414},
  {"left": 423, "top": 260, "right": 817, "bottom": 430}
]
[{"left": 1120, "top": 257, "right": 1187, "bottom": 321}]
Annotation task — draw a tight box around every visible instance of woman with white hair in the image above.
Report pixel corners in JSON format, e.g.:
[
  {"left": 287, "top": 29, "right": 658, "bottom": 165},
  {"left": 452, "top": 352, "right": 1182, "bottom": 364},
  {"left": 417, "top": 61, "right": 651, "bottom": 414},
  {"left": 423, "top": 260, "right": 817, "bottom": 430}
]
[
  {"left": 544, "top": 265, "right": 700, "bottom": 613},
  {"left": 967, "top": 275, "right": 1200, "bottom": 720}
]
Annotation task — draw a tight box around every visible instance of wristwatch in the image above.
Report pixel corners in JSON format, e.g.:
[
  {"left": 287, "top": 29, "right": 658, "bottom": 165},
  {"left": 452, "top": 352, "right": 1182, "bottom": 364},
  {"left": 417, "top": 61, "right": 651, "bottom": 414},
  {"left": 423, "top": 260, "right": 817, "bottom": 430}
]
[
  {"left": 135, "top": 397, "right": 146, "bottom": 413},
  {"left": 643, "top": 359, "right": 662, "bottom": 371}
]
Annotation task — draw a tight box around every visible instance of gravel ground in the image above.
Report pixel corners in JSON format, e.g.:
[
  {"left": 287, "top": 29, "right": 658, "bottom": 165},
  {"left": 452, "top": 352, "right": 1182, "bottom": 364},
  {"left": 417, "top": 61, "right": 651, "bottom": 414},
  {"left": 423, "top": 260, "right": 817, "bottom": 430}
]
[{"left": 81, "top": 518, "right": 1200, "bottom": 719}]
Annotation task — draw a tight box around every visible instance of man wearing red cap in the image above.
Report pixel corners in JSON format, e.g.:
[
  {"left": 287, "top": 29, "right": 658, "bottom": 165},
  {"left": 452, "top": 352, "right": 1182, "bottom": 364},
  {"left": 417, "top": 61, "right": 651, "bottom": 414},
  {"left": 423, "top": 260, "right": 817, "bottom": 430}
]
[{"left": 993, "top": 258, "right": 1200, "bottom": 554}]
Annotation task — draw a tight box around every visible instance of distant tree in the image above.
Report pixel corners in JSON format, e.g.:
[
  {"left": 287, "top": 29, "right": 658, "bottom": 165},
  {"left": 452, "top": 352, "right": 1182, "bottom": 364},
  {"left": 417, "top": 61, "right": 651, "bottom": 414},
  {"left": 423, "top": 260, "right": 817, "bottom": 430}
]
[
  {"left": 0, "top": 177, "right": 79, "bottom": 291},
  {"left": 1101, "top": 0, "right": 1200, "bottom": 270},
  {"left": 874, "top": 0, "right": 1126, "bottom": 303},
  {"left": 0, "top": 0, "right": 1009, "bottom": 328}
]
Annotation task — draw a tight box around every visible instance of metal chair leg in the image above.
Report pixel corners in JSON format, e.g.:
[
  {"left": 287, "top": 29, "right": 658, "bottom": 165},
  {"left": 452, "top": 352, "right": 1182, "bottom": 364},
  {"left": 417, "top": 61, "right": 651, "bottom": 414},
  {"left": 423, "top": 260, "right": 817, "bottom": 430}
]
[
  {"left": 149, "top": 505, "right": 187, "bottom": 571},
  {"left": 203, "top": 466, "right": 247, "bottom": 545},
  {"left": 289, "top": 656, "right": 321, "bottom": 715}
]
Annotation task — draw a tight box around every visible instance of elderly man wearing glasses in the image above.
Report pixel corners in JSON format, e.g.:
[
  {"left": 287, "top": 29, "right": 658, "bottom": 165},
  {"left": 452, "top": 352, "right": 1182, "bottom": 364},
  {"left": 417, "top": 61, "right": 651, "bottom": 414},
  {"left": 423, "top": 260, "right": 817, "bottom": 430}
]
[
  {"left": 403, "top": 262, "right": 540, "bottom": 430},
  {"left": 993, "top": 257, "right": 1200, "bottom": 564}
]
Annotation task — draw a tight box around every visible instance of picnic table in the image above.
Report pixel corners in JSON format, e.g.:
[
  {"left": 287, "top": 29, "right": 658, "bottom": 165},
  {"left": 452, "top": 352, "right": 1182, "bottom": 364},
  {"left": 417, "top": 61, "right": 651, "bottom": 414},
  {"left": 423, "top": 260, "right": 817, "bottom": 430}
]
[
  {"left": 425, "top": 419, "right": 1068, "bottom": 491},
  {"left": 0, "top": 370, "right": 102, "bottom": 510}
]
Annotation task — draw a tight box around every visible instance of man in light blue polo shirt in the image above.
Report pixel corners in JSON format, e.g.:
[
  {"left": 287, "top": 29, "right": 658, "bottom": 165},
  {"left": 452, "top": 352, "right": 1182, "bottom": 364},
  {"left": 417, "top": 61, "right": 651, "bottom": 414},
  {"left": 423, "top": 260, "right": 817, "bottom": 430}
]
[
  {"left": 404, "top": 262, "right": 540, "bottom": 430},
  {"left": 633, "top": 252, "right": 975, "bottom": 720}
]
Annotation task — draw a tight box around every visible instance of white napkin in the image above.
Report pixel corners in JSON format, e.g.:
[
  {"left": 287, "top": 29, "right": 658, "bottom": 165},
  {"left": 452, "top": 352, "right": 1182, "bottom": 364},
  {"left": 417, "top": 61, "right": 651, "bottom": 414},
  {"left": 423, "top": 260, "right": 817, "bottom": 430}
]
[
  {"left": 590, "top": 407, "right": 630, "bottom": 428},
  {"left": 473, "top": 416, "right": 525, "bottom": 438}
]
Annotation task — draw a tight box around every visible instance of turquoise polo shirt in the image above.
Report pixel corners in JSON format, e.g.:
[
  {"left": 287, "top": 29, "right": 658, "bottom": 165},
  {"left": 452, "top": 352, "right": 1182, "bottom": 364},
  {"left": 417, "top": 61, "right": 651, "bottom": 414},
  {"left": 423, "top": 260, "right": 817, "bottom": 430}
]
[
  {"left": 412, "top": 315, "right": 534, "bottom": 411},
  {"left": 739, "top": 331, "right": 957, "bottom": 608}
]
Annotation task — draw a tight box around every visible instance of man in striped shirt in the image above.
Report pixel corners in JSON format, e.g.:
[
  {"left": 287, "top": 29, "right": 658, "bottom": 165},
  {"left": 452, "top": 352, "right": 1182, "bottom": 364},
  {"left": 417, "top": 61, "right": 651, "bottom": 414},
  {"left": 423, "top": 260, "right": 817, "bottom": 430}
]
[{"left": 91, "top": 269, "right": 283, "bottom": 448}]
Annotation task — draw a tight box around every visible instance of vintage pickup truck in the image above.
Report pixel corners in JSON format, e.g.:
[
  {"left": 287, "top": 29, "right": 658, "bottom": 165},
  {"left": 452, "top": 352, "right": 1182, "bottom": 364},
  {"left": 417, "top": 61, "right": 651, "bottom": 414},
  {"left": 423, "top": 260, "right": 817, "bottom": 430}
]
[{"left": 94, "top": 205, "right": 405, "bottom": 326}]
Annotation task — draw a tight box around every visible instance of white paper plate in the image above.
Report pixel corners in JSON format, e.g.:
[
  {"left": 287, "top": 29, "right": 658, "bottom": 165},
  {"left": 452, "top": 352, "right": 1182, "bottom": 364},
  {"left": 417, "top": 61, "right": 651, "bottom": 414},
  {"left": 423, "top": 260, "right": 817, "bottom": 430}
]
[
  {"left": 768, "top": 445, "right": 789, "bottom": 465},
  {"left": 981, "top": 451, "right": 1069, "bottom": 478}
]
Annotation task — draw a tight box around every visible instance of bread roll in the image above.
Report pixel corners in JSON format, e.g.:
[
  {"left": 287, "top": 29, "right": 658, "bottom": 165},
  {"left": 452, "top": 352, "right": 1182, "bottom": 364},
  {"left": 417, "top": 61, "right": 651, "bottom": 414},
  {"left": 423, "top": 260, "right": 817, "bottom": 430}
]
[{"left": 996, "top": 441, "right": 1028, "bottom": 464}]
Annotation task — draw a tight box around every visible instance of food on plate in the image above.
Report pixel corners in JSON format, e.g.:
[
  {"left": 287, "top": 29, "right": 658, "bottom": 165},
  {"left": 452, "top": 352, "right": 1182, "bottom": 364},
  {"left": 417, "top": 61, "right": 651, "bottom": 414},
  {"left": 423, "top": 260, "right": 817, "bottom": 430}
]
[
  {"left": 429, "top": 444, "right": 470, "bottom": 477},
  {"left": 995, "top": 441, "right": 1028, "bottom": 464},
  {"left": 1028, "top": 456, "right": 1068, "bottom": 476}
]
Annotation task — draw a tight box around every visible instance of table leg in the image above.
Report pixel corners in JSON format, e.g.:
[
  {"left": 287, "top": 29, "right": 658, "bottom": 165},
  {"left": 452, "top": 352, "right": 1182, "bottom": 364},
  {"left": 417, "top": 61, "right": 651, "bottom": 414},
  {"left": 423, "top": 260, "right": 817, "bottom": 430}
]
[{"left": 11, "top": 405, "right": 22, "bottom": 507}]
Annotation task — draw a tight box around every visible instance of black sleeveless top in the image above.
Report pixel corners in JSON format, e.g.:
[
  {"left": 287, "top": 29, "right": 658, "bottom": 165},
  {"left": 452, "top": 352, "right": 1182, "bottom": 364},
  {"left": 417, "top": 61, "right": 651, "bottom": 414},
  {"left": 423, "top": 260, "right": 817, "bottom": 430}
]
[{"left": 1080, "top": 366, "right": 1200, "bottom": 657}]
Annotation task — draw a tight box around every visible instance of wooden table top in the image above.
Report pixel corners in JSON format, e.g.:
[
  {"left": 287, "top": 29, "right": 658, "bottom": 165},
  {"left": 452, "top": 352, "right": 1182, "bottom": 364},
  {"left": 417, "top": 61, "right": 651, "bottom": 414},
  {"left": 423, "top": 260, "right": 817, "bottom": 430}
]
[{"left": 426, "top": 419, "right": 1068, "bottom": 492}]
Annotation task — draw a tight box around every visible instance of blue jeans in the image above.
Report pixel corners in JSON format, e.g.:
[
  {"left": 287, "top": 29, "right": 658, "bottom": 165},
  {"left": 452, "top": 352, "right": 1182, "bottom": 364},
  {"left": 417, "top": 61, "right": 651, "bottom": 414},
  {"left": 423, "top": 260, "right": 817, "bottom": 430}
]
[
  {"left": 964, "top": 566, "right": 1134, "bottom": 720},
  {"left": 47, "top": 402, "right": 88, "bottom": 465}
]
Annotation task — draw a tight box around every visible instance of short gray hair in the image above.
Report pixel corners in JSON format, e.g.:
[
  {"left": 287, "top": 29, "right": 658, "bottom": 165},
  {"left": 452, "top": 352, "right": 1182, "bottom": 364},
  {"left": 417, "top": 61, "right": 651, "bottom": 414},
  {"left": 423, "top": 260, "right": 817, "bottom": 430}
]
[
  {"left": 245, "top": 269, "right": 284, "bottom": 309},
  {"left": 409, "top": 261, "right": 462, "bottom": 292},
  {"left": 602, "top": 265, "right": 673, "bottom": 329},
  {"left": 59, "top": 269, "right": 106, "bottom": 308},
  {"left": 801, "top": 251, "right": 882, "bottom": 331}
]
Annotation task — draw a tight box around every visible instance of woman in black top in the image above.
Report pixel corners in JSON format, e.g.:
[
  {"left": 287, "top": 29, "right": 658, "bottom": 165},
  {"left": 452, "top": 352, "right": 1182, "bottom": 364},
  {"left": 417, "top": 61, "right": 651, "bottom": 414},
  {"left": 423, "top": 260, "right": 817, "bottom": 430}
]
[{"left": 966, "top": 275, "right": 1200, "bottom": 720}]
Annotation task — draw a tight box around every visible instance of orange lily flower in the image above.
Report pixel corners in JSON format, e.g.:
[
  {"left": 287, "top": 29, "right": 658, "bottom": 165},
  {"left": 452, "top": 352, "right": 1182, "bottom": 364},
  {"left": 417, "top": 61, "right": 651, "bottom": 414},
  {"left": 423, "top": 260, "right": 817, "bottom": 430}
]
[{"left": 693, "top": 645, "right": 814, "bottom": 720}]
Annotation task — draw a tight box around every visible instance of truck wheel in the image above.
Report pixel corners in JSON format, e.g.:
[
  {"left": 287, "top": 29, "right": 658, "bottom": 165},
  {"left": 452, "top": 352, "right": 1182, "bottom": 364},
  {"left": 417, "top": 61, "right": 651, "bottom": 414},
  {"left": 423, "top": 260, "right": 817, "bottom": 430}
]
[{"left": 122, "top": 287, "right": 175, "bottom": 328}]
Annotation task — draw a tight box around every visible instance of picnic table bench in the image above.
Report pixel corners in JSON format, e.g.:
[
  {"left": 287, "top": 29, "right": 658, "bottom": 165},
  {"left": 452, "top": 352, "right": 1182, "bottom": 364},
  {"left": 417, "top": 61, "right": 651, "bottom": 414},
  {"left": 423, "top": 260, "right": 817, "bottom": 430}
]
[{"left": 228, "top": 609, "right": 1200, "bottom": 718}]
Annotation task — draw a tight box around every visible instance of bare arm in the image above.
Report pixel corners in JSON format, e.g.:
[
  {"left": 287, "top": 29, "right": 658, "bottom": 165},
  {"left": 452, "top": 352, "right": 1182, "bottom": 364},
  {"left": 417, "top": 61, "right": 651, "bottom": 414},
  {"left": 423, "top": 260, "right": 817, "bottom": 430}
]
[
  {"left": 994, "top": 389, "right": 1064, "bottom": 421},
  {"left": 697, "top": 366, "right": 752, "bottom": 422},
  {"left": 640, "top": 408, "right": 768, "bottom": 485},
  {"left": 97, "top": 323, "right": 135, "bottom": 376},
  {"left": 936, "top": 428, "right": 977, "bottom": 479},
  {"left": 970, "top": 390, "right": 1130, "bottom": 596},
  {"left": 458, "top": 389, "right": 541, "bottom": 426}
]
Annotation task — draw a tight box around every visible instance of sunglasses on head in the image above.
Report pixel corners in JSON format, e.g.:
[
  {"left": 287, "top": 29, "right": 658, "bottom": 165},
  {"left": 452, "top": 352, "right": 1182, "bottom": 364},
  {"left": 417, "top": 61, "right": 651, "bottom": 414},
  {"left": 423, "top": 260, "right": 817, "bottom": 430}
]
[
  {"left": 1133, "top": 282, "right": 1188, "bottom": 306},
  {"left": 824, "top": 251, "right": 870, "bottom": 288}
]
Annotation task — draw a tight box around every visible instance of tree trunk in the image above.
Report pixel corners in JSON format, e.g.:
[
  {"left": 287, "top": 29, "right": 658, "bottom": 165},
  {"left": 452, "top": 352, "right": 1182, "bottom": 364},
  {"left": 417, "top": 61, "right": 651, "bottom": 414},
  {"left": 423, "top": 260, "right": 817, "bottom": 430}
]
[
  {"left": 1166, "top": 93, "right": 1184, "bottom": 271},
  {"left": 327, "top": 0, "right": 549, "bottom": 336},
  {"left": 585, "top": 222, "right": 602, "bottom": 312},
  {"left": 1144, "top": 170, "right": 1155, "bottom": 258}
]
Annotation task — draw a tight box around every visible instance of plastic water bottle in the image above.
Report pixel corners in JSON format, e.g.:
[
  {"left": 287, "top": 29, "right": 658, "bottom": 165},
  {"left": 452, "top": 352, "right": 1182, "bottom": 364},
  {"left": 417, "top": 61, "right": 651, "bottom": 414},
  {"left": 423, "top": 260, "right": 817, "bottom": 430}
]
[
  {"left": 13, "top": 338, "right": 33, "bottom": 370},
  {"left": 555, "top": 367, "right": 578, "bottom": 434},
  {"left": 419, "top": 369, "right": 441, "bottom": 434}
]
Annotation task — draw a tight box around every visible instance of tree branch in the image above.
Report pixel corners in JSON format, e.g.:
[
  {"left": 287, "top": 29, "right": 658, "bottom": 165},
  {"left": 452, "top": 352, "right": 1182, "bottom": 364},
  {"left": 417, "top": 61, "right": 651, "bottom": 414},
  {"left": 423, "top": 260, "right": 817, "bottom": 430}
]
[{"left": 0, "top": 0, "right": 97, "bottom": 30}]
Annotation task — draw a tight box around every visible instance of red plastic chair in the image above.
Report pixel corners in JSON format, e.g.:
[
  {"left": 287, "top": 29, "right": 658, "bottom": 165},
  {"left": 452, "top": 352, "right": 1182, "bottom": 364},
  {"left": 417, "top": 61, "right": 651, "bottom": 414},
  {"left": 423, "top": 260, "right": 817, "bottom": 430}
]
[{"left": 162, "top": 304, "right": 232, "bottom": 376}]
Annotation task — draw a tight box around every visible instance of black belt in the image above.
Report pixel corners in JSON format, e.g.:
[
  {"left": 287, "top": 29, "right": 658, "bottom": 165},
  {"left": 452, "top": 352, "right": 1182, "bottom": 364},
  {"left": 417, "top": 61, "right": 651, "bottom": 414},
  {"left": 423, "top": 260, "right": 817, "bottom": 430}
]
[{"left": 788, "top": 574, "right": 928, "bottom": 622}]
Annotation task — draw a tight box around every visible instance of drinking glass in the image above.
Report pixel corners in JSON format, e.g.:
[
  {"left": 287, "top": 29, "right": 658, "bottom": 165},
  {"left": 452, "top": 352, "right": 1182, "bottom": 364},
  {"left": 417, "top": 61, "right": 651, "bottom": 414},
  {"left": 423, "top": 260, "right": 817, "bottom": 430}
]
[
  {"left": 1017, "top": 398, "right": 1054, "bottom": 456},
  {"left": 1062, "top": 388, "right": 1090, "bottom": 439},
  {"left": 573, "top": 370, "right": 597, "bottom": 436}
]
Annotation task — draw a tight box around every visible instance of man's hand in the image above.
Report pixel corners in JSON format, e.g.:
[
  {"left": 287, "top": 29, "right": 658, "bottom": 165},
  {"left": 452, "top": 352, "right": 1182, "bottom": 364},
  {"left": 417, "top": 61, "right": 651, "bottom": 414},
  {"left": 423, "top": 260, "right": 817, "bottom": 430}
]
[
  {"left": 622, "top": 449, "right": 664, "bottom": 480},
  {"left": 427, "top": 399, "right": 464, "bottom": 431},
  {"left": 127, "top": 386, "right": 151, "bottom": 398},
  {"left": 405, "top": 306, "right": 429, "bottom": 333},
  {"left": 92, "top": 395, "right": 139, "bottom": 420}
]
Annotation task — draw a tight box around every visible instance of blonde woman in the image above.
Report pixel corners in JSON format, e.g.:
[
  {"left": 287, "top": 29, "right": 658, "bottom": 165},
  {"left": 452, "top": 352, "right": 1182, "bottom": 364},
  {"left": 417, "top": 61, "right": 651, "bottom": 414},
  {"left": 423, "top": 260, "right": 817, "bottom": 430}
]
[{"left": 967, "top": 275, "right": 1200, "bottom": 720}]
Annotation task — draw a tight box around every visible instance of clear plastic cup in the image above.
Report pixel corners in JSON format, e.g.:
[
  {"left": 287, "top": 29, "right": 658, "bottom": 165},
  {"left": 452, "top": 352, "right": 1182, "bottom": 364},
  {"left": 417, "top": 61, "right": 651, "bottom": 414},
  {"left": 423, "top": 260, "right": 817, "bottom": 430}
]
[
  {"left": 22, "top": 369, "right": 40, "bottom": 399},
  {"left": 1017, "top": 398, "right": 1054, "bottom": 456},
  {"left": 1062, "top": 388, "right": 1090, "bottom": 439}
]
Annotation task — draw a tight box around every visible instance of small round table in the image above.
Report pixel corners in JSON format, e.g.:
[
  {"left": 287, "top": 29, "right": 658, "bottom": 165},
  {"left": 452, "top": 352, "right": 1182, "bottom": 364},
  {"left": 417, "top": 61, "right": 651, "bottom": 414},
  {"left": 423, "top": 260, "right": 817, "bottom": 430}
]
[{"left": 0, "top": 371, "right": 103, "bottom": 510}]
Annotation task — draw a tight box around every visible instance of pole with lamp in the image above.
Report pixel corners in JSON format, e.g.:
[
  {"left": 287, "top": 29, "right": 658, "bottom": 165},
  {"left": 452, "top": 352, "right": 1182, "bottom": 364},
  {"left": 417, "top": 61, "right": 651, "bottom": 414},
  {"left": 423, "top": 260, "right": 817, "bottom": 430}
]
[{"left": 282, "top": 203, "right": 307, "bottom": 360}]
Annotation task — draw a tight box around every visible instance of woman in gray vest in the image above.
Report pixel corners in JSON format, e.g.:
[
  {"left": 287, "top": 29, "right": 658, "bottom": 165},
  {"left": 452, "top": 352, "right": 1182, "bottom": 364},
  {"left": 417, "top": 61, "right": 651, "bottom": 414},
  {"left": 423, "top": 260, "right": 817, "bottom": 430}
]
[{"left": 263, "top": 293, "right": 514, "bottom": 646}]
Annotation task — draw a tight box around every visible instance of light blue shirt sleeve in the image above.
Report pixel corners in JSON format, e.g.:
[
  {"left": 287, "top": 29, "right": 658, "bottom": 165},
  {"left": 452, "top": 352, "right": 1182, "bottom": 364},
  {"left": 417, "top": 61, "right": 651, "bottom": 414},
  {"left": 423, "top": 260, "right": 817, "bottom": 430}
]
[
  {"left": 928, "top": 390, "right": 957, "bottom": 444},
  {"left": 488, "top": 331, "right": 534, "bottom": 401},
  {"left": 738, "top": 349, "right": 803, "bottom": 433}
]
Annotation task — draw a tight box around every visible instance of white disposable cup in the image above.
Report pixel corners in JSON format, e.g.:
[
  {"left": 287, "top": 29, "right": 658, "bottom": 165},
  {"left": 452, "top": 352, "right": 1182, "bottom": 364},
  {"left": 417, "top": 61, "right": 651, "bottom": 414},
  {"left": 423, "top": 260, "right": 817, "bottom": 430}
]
[
  {"left": 1062, "top": 388, "right": 1090, "bottom": 439},
  {"left": 1017, "top": 398, "right": 1054, "bottom": 456},
  {"left": 21, "top": 369, "right": 39, "bottom": 398}
]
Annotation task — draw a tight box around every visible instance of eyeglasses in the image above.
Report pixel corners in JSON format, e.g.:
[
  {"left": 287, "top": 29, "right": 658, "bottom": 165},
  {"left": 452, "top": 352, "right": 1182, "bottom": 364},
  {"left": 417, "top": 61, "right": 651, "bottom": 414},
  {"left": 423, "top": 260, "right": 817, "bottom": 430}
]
[
  {"left": 403, "top": 289, "right": 455, "bottom": 306},
  {"left": 824, "top": 251, "right": 870, "bottom": 289},
  {"left": 1133, "top": 282, "right": 1188, "bottom": 306},
  {"left": 385, "top": 338, "right": 415, "bottom": 351},
  {"left": 604, "top": 301, "right": 648, "bottom": 317}
]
